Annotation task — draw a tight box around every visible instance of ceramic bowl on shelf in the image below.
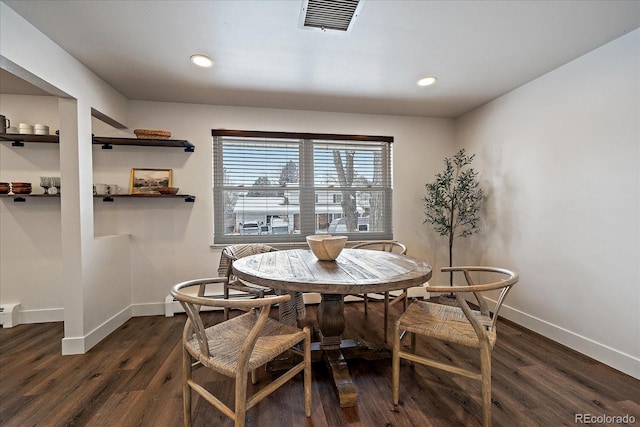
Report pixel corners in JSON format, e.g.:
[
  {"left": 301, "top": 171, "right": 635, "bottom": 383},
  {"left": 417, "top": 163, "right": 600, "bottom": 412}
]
[
  {"left": 11, "top": 183, "right": 32, "bottom": 195},
  {"left": 158, "top": 187, "right": 179, "bottom": 195},
  {"left": 0, "top": 182, "right": 10, "bottom": 194},
  {"left": 12, "top": 188, "right": 32, "bottom": 195},
  {"left": 306, "top": 235, "right": 348, "bottom": 261}
]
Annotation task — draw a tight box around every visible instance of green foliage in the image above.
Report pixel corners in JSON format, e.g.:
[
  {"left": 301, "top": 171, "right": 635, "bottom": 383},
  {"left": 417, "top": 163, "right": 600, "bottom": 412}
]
[{"left": 424, "top": 149, "right": 483, "bottom": 272}]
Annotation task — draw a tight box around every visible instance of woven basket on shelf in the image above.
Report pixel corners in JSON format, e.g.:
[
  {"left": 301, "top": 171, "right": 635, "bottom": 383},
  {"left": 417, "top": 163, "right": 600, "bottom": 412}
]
[{"left": 133, "top": 129, "right": 171, "bottom": 139}]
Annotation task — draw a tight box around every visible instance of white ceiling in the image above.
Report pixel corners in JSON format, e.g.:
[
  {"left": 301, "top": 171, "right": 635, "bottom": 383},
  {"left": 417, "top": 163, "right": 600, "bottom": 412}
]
[{"left": 3, "top": 0, "right": 639, "bottom": 118}]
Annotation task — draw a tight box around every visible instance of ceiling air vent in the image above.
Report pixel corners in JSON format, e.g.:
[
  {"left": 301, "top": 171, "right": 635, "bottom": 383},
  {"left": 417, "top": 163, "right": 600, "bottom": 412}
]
[{"left": 300, "top": 0, "right": 363, "bottom": 32}]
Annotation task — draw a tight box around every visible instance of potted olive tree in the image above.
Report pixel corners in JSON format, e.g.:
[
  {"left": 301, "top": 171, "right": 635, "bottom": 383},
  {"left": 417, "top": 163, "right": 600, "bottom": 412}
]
[{"left": 424, "top": 149, "right": 483, "bottom": 303}]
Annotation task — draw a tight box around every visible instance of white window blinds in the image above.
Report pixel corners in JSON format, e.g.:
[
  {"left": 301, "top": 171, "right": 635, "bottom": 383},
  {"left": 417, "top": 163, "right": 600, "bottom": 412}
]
[{"left": 212, "top": 130, "right": 393, "bottom": 244}]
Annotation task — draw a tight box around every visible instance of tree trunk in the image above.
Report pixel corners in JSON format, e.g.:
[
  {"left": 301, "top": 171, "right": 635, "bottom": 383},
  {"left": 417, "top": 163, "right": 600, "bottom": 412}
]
[
  {"left": 448, "top": 193, "right": 455, "bottom": 287},
  {"left": 333, "top": 150, "right": 358, "bottom": 232}
]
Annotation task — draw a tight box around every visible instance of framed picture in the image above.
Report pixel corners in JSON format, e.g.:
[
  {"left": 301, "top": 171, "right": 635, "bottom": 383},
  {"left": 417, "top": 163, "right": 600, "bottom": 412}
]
[{"left": 129, "top": 168, "right": 172, "bottom": 194}]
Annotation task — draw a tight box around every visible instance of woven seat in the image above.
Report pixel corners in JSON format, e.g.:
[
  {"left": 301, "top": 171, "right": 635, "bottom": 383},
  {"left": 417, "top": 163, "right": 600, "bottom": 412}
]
[
  {"left": 172, "top": 278, "right": 312, "bottom": 427},
  {"left": 351, "top": 241, "right": 409, "bottom": 342},
  {"left": 397, "top": 301, "right": 495, "bottom": 348},
  {"left": 392, "top": 266, "right": 519, "bottom": 427}
]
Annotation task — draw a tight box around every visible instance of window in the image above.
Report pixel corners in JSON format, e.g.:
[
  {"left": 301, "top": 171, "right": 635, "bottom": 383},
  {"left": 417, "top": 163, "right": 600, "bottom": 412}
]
[{"left": 212, "top": 130, "right": 393, "bottom": 244}]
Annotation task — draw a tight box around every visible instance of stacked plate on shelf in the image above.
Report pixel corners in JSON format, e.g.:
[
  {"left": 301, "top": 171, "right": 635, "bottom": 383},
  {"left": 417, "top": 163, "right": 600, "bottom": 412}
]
[
  {"left": 34, "top": 124, "right": 50, "bottom": 135},
  {"left": 16, "top": 123, "right": 50, "bottom": 135},
  {"left": 18, "top": 123, "right": 34, "bottom": 134},
  {"left": 11, "top": 182, "right": 32, "bottom": 194}
]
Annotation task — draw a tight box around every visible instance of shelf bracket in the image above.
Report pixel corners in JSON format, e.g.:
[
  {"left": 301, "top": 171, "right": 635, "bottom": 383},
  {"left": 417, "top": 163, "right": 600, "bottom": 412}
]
[
  {"left": 11, "top": 141, "right": 24, "bottom": 147},
  {"left": 13, "top": 197, "right": 26, "bottom": 202},
  {"left": 101, "top": 144, "right": 113, "bottom": 150},
  {"left": 185, "top": 146, "right": 194, "bottom": 153},
  {"left": 185, "top": 196, "right": 195, "bottom": 202},
  {"left": 102, "top": 197, "right": 114, "bottom": 202}
]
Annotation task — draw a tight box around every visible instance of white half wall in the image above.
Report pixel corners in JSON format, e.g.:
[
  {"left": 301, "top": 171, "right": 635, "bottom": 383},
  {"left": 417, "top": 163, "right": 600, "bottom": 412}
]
[{"left": 456, "top": 29, "right": 640, "bottom": 378}]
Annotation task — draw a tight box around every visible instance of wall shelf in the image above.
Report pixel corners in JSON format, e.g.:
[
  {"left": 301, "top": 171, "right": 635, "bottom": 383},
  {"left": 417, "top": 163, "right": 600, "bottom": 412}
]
[
  {"left": 1, "top": 134, "right": 195, "bottom": 152},
  {"left": 0, "top": 134, "right": 59, "bottom": 146},
  {"left": 1, "top": 194, "right": 196, "bottom": 202},
  {"left": 0, "top": 194, "right": 60, "bottom": 202},
  {"left": 93, "top": 137, "right": 195, "bottom": 152},
  {"left": 2, "top": 134, "right": 195, "bottom": 202},
  {"left": 95, "top": 194, "right": 196, "bottom": 203}
]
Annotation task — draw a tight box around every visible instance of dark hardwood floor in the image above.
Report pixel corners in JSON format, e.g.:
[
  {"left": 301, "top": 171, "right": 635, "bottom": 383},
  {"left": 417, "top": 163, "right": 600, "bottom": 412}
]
[{"left": 1, "top": 300, "right": 638, "bottom": 426}]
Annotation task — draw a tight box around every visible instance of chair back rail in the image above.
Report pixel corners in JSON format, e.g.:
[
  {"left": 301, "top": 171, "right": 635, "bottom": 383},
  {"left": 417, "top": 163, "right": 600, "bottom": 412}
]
[
  {"left": 352, "top": 240, "right": 407, "bottom": 254},
  {"left": 425, "top": 266, "right": 519, "bottom": 333},
  {"left": 171, "top": 279, "right": 292, "bottom": 362},
  {"left": 350, "top": 240, "right": 408, "bottom": 343}
]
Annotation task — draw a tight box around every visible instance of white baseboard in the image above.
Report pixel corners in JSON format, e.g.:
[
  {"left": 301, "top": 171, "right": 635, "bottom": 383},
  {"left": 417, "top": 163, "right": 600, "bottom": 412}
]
[
  {"left": 0, "top": 305, "right": 64, "bottom": 327},
  {"left": 22, "top": 307, "right": 65, "bottom": 324},
  {"left": 61, "top": 306, "right": 132, "bottom": 355},
  {"left": 133, "top": 302, "right": 166, "bottom": 317},
  {"left": 498, "top": 303, "right": 640, "bottom": 380},
  {"left": 15, "top": 293, "right": 637, "bottom": 379}
]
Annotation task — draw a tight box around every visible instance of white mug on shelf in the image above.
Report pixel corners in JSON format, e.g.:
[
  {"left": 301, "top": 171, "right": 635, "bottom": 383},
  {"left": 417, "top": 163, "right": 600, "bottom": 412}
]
[
  {"left": 93, "top": 183, "right": 109, "bottom": 195},
  {"left": 0, "top": 115, "right": 9, "bottom": 134},
  {"left": 107, "top": 185, "right": 123, "bottom": 195}
]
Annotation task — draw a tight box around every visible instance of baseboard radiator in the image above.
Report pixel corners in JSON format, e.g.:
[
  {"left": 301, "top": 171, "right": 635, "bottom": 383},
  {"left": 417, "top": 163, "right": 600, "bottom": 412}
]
[{"left": 0, "top": 303, "right": 20, "bottom": 328}]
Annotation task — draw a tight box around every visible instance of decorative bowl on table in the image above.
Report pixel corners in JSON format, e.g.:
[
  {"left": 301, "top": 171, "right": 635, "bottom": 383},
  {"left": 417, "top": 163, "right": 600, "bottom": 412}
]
[
  {"left": 306, "top": 235, "right": 348, "bottom": 261},
  {"left": 158, "top": 186, "right": 179, "bottom": 195}
]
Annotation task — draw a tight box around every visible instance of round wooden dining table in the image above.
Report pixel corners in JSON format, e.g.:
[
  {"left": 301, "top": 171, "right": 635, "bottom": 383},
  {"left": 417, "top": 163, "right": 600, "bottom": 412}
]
[{"left": 232, "top": 247, "right": 432, "bottom": 407}]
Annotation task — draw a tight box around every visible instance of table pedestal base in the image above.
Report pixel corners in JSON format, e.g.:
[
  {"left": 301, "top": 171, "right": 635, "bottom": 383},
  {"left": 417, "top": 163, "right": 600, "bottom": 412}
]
[
  {"left": 324, "top": 349, "right": 357, "bottom": 407},
  {"left": 268, "top": 294, "right": 393, "bottom": 407},
  {"left": 266, "top": 338, "right": 392, "bottom": 407}
]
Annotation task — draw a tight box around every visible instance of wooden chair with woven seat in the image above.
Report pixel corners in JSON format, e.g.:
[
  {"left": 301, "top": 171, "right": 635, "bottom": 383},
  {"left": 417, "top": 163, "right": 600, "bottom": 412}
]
[
  {"left": 392, "top": 266, "right": 519, "bottom": 427},
  {"left": 171, "top": 278, "right": 312, "bottom": 427},
  {"left": 220, "top": 244, "right": 278, "bottom": 319},
  {"left": 351, "top": 240, "right": 408, "bottom": 342}
]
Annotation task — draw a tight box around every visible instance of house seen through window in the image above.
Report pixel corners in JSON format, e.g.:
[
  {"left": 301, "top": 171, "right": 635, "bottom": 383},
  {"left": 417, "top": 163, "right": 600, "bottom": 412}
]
[{"left": 212, "top": 130, "right": 393, "bottom": 244}]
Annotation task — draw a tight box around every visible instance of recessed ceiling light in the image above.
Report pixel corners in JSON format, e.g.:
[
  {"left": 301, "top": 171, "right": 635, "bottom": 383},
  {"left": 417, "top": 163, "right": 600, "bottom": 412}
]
[
  {"left": 190, "top": 54, "right": 213, "bottom": 68},
  {"left": 417, "top": 76, "right": 437, "bottom": 87}
]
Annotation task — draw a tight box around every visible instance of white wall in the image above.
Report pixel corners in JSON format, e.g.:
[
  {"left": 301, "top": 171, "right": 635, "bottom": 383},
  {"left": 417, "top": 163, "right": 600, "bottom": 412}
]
[
  {"left": 456, "top": 29, "right": 640, "bottom": 378},
  {"left": 0, "top": 95, "right": 63, "bottom": 322},
  {"left": 94, "top": 100, "right": 455, "bottom": 308}
]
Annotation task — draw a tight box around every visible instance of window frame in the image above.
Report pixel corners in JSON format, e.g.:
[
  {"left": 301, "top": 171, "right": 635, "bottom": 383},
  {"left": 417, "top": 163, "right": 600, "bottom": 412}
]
[{"left": 212, "top": 129, "right": 394, "bottom": 244}]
